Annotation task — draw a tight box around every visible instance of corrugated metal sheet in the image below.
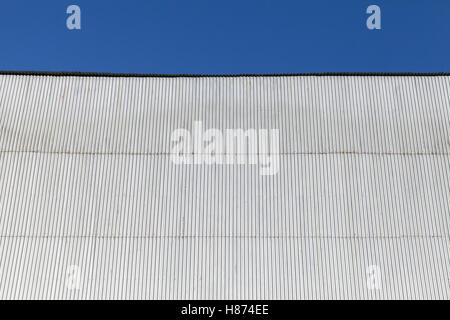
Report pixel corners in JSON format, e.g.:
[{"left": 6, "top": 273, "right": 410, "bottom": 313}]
[{"left": 0, "top": 74, "right": 449, "bottom": 299}]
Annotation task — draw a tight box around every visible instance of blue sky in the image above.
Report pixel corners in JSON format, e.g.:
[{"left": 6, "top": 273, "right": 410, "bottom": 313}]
[{"left": 0, "top": 0, "right": 448, "bottom": 74}]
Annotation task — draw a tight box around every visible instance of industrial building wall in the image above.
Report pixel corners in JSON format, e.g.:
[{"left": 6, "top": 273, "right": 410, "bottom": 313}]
[{"left": 0, "top": 74, "right": 449, "bottom": 299}]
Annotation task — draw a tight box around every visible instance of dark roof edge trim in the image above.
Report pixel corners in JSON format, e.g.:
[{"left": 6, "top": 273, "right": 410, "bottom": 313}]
[{"left": 0, "top": 71, "right": 449, "bottom": 78}]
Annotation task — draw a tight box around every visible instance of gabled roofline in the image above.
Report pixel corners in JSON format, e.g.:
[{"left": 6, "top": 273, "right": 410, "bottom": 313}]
[{"left": 0, "top": 71, "right": 449, "bottom": 78}]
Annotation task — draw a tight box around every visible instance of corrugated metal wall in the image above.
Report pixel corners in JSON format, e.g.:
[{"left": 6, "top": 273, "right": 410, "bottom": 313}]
[{"left": 0, "top": 75, "right": 449, "bottom": 299}]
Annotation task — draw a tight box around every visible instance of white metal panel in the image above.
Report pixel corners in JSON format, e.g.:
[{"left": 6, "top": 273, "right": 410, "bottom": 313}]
[
  {"left": 0, "top": 237, "right": 448, "bottom": 299},
  {"left": 0, "top": 74, "right": 449, "bottom": 299},
  {"left": 1, "top": 153, "right": 448, "bottom": 237},
  {"left": 0, "top": 75, "right": 448, "bottom": 154}
]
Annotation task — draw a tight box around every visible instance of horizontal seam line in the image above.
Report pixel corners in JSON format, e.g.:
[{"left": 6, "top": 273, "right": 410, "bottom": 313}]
[
  {"left": 0, "top": 235, "right": 446, "bottom": 239},
  {"left": 0, "top": 151, "right": 448, "bottom": 156}
]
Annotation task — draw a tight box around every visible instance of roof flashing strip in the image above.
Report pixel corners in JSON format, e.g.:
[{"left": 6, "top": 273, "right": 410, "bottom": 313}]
[{"left": 0, "top": 71, "right": 450, "bottom": 78}]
